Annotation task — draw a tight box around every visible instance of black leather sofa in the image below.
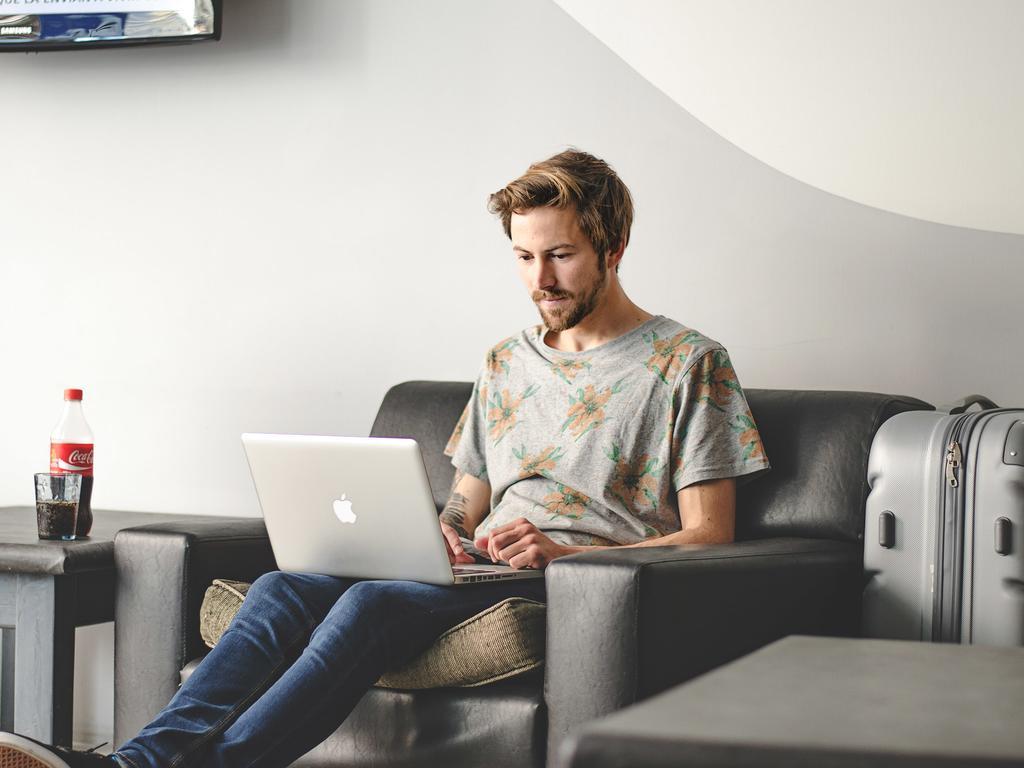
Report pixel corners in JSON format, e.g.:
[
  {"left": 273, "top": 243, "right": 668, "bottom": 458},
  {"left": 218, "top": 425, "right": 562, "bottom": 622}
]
[{"left": 112, "top": 381, "right": 931, "bottom": 767}]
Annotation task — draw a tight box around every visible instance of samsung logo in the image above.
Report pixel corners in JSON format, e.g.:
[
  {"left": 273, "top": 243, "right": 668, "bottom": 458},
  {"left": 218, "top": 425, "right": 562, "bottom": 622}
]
[{"left": 1, "top": 26, "right": 32, "bottom": 35}]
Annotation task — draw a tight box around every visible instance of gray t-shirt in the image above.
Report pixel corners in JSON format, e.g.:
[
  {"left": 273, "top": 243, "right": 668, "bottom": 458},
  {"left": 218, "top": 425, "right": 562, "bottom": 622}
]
[{"left": 444, "top": 315, "right": 770, "bottom": 547}]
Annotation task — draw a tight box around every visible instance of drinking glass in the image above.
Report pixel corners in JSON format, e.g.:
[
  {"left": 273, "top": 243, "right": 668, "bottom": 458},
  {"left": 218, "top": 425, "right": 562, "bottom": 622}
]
[{"left": 34, "top": 473, "right": 81, "bottom": 540}]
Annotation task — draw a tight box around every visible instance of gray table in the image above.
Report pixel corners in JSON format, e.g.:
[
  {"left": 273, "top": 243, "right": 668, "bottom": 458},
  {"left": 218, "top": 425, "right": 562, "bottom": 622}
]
[
  {"left": 562, "top": 635, "right": 1024, "bottom": 768},
  {"left": 0, "top": 506, "right": 225, "bottom": 748}
]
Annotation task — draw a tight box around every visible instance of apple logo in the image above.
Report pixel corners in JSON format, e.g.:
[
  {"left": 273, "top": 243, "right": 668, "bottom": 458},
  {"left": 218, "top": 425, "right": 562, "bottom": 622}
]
[{"left": 333, "top": 494, "right": 357, "bottom": 524}]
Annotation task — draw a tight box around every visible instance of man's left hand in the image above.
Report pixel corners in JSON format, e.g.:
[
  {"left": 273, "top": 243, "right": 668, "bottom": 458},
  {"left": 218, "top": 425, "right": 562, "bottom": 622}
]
[
  {"left": 474, "top": 518, "right": 571, "bottom": 570},
  {"left": 440, "top": 520, "right": 475, "bottom": 565}
]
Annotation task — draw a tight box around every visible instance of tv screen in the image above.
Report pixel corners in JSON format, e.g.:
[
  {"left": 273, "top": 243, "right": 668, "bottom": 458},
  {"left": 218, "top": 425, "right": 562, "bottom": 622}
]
[{"left": 0, "top": 0, "right": 221, "bottom": 52}]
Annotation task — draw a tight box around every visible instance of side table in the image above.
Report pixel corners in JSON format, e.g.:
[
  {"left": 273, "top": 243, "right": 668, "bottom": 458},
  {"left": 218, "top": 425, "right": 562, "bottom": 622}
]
[
  {"left": 0, "top": 506, "right": 226, "bottom": 748},
  {"left": 561, "top": 635, "right": 1024, "bottom": 767}
]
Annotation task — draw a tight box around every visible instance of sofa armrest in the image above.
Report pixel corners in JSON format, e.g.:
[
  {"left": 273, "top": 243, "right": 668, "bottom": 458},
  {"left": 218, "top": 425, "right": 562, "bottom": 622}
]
[
  {"left": 543, "top": 537, "right": 862, "bottom": 768},
  {"left": 113, "top": 518, "right": 276, "bottom": 745}
]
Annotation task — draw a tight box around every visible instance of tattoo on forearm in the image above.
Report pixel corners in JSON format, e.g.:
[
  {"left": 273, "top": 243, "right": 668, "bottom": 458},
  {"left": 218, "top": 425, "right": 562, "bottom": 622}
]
[
  {"left": 449, "top": 468, "right": 465, "bottom": 493},
  {"left": 440, "top": 492, "right": 471, "bottom": 539}
]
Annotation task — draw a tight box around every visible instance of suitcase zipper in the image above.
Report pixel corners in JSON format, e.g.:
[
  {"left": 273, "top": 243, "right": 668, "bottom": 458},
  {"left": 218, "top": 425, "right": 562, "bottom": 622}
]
[
  {"left": 935, "top": 408, "right": 1014, "bottom": 643},
  {"left": 935, "top": 413, "right": 974, "bottom": 642},
  {"left": 944, "top": 440, "right": 963, "bottom": 487}
]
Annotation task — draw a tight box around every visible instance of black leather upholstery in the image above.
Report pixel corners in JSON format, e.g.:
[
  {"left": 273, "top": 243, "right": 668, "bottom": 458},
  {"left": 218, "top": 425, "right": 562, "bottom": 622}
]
[
  {"left": 544, "top": 537, "right": 863, "bottom": 766},
  {"left": 181, "top": 662, "right": 545, "bottom": 768},
  {"left": 114, "top": 519, "right": 276, "bottom": 744},
  {"left": 112, "top": 381, "right": 932, "bottom": 767},
  {"left": 738, "top": 390, "right": 930, "bottom": 542},
  {"left": 369, "top": 381, "right": 474, "bottom": 513}
]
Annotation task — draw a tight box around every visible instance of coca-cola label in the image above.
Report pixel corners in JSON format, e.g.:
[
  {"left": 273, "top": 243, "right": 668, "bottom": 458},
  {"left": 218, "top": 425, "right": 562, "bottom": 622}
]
[{"left": 51, "top": 443, "right": 94, "bottom": 477}]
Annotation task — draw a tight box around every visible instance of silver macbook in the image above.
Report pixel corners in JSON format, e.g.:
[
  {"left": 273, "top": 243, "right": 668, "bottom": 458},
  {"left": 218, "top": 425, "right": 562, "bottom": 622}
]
[{"left": 241, "top": 433, "right": 543, "bottom": 585}]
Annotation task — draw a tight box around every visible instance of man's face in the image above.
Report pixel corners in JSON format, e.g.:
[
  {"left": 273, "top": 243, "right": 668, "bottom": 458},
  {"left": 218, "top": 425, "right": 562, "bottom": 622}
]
[{"left": 510, "top": 206, "right": 608, "bottom": 333}]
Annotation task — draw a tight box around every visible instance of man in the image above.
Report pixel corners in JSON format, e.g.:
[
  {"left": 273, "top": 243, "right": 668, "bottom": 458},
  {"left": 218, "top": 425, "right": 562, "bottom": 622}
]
[{"left": 1, "top": 149, "right": 769, "bottom": 768}]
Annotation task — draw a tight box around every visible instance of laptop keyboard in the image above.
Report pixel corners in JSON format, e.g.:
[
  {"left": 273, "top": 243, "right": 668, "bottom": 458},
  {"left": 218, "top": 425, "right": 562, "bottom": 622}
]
[{"left": 452, "top": 566, "right": 502, "bottom": 574}]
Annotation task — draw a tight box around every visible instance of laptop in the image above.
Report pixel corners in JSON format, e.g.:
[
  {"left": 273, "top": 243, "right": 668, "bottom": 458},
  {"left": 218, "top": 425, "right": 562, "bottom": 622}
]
[{"left": 241, "top": 433, "right": 544, "bottom": 585}]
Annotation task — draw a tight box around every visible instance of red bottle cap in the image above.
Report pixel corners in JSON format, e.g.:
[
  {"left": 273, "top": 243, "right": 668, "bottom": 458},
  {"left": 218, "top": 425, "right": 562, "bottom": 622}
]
[{"left": 64, "top": 389, "right": 83, "bottom": 401}]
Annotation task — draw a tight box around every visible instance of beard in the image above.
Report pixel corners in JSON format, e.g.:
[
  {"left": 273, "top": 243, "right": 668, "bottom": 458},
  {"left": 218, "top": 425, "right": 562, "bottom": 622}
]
[{"left": 534, "top": 264, "right": 607, "bottom": 332}]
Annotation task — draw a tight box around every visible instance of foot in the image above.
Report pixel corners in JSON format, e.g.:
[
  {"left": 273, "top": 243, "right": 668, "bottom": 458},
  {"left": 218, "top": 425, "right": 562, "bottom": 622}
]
[{"left": 0, "top": 732, "right": 116, "bottom": 768}]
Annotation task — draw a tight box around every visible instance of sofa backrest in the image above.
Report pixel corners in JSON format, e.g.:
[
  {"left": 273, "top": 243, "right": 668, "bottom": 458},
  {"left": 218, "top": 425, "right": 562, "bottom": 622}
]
[
  {"left": 737, "top": 389, "right": 930, "bottom": 542},
  {"left": 369, "top": 381, "right": 473, "bottom": 512},
  {"left": 369, "top": 381, "right": 932, "bottom": 545}
]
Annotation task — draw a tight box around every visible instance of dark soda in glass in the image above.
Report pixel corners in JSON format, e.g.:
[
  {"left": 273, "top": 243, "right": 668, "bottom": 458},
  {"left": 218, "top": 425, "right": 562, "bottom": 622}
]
[{"left": 36, "top": 499, "right": 78, "bottom": 540}]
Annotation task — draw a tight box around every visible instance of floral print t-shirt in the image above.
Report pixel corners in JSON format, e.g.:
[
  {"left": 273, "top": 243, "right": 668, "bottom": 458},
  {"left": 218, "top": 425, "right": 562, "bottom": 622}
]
[{"left": 443, "top": 315, "right": 770, "bottom": 547}]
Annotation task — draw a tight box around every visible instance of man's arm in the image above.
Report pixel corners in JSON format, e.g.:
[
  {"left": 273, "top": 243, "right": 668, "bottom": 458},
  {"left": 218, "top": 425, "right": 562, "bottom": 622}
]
[
  {"left": 560, "top": 477, "right": 735, "bottom": 552},
  {"left": 631, "top": 477, "right": 736, "bottom": 547},
  {"left": 440, "top": 468, "right": 491, "bottom": 538},
  {"left": 438, "top": 468, "right": 491, "bottom": 561},
  {"left": 479, "top": 477, "right": 736, "bottom": 568}
]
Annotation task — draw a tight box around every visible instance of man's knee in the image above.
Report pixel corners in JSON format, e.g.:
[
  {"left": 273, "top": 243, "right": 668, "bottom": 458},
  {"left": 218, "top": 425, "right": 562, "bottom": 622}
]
[
  {"left": 244, "top": 571, "right": 327, "bottom": 615},
  {"left": 340, "top": 580, "right": 399, "bottom": 612},
  {"left": 247, "top": 570, "right": 290, "bottom": 601},
  {"left": 327, "top": 580, "right": 436, "bottom": 628},
  {"left": 306, "top": 581, "right": 422, "bottom": 657}
]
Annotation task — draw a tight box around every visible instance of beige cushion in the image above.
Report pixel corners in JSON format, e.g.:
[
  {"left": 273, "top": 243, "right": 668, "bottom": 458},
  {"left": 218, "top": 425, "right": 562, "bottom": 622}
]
[{"left": 199, "top": 578, "right": 546, "bottom": 689}]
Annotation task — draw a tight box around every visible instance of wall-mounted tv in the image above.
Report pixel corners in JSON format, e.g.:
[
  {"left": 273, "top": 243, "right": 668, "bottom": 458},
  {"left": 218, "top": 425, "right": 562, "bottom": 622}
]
[{"left": 0, "top": 0, "right": 221, "bottom": 52}]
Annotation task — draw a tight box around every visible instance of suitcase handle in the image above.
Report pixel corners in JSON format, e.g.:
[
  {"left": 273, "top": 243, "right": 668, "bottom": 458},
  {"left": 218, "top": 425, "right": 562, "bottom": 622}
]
[
  {"left": 946, "top": 394, "right": 999, "bottom": 414},
  {"left": 995, "top": 517, "right": 1012, "bottom": 556},
  {"left": 879, "top": 511, "right": 896, "bottom": 549}
]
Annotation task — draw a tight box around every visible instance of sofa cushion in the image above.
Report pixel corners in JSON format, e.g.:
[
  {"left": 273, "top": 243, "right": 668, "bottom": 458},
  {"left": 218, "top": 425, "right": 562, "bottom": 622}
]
[
  {"left": 199, "top": 578, "right": 252, "bottom": 648},
  {"left": 199, "top": 578, "right": 546, "bottom": 689}
]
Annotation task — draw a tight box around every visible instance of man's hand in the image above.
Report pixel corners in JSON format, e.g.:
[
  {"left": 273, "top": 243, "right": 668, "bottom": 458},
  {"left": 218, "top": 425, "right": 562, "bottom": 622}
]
[
  {"left": 474, "top": 518, "right": 571, "bottom": 570},
  {"left": 440, "top": 520, "right": 475, "bottom": 565}
]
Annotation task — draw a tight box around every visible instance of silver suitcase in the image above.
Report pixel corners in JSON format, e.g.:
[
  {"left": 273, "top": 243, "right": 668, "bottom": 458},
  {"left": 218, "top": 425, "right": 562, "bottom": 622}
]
[{"left": 864, "top": 396, "right": 1024, "bottom": 645}]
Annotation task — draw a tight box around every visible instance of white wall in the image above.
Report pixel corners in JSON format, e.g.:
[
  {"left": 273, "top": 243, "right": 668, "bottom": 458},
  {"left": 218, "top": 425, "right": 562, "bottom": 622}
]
[
  {"left": 554, "top": 0, "right": 1024, "bottom": 234},
  {"left": 0, "top": 0, "right": 1022, "bottom": 749}
]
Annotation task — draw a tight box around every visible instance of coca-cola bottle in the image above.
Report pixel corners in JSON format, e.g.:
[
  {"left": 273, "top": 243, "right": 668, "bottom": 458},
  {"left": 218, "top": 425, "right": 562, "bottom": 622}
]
[{"left": 50, "top": 388, "right": 94, "bottom": 537}]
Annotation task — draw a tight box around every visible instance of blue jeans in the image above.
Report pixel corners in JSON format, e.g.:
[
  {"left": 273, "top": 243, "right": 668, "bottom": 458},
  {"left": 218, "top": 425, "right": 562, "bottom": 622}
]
[{"left": 114, "top": 571, "right": 546, "bottom": 768}]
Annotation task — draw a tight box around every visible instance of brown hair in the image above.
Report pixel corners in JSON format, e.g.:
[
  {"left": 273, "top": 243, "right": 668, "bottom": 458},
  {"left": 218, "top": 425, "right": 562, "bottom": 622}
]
[{"left": 488, "top": 148, "right": 634, "bottom": 272}]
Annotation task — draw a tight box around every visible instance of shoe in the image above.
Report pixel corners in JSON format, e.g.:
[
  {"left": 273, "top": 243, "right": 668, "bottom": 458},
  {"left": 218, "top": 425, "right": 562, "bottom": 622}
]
[{"left": 0, "top": 732, "right": 115, "bottom": 768}]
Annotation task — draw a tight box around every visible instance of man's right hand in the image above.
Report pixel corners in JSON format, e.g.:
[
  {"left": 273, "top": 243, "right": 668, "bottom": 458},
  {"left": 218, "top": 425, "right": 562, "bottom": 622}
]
[
  {"left": 438, "top": 468, "right": 492, "bottom": 564},
  {"left": 440, "top": 520, "right": 475, "bottom": 565}
]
